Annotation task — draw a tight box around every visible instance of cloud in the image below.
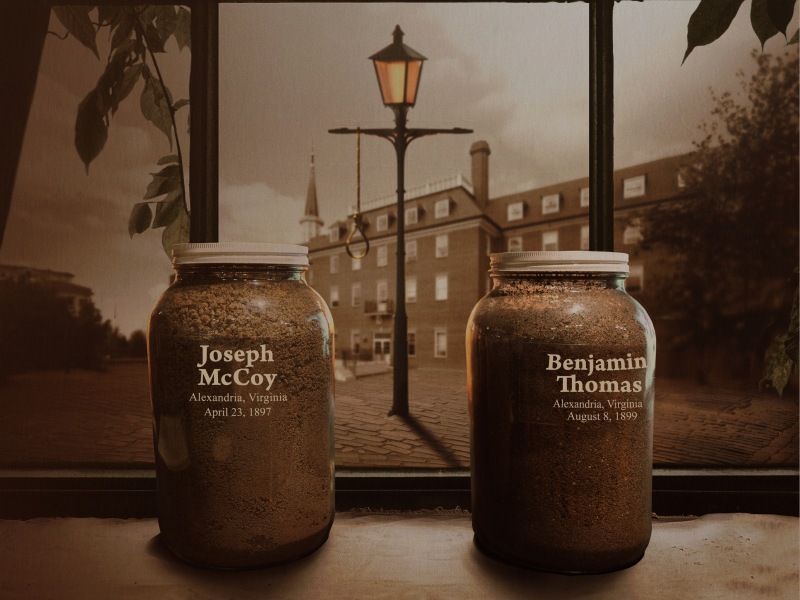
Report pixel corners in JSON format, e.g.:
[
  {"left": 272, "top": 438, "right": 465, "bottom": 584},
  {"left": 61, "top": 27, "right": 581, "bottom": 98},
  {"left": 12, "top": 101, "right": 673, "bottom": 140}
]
[{"left": 219, "top": 182, "right": 305, "bottom": 245}]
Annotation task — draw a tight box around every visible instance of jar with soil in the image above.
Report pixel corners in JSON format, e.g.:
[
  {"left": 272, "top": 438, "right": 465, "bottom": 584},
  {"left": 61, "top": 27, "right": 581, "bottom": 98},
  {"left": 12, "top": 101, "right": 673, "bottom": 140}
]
[
  {"left": 466, "top": 251, "right": 655, "bottom": 574},
  {"left": 148, "top": 243, "right": 335, "bottom": 569}
]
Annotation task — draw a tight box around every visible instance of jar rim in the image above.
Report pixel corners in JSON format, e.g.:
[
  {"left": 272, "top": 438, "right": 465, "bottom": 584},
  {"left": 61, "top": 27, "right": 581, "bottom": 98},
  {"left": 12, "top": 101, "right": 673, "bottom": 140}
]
[
  {"left": 172, "top": 243, "right": 309, "bottom": 266},
  {"left": 490, "top": 251, "right": 629, "bottom": 273}
]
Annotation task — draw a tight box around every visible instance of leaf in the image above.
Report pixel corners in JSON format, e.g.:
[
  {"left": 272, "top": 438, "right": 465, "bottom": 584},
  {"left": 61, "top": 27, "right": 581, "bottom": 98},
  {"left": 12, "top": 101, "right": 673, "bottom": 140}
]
[
  {"left": 110, "top": 13, "right": 135, "bottom": 53},
  {"left": 75, "top": 88, "right": 108, "bottom": 173},
  {"left": 152, "top": 189, "right": 185, "bottom": 229},
  {"left": 759, "top": 333, "right": 795, "bottom": 396},
  {"left": 162, "top": 206, "right": 190, "bottom": 258},
  {"left": 175, "top": 7, "right": 191, "bottom": 52},
  {"left": 154, "top": 5, "right": 178, "bottom": 43},
  {"left": 128, "top": 202, "right": 153, "bottom": 238},
  {"left": 751, "top": 0, "right": 780, "bottom": 49},
  {"left": 52, "top": 6, "right": 99, "bottom": 59},
  {"left": 683, "top": 0, "right": 747, "bottom": 64},
  {"left": 788, "top": 29, "right": 800, "bottom": 44},
  {"left": 157, "top": 154, "right": 180, "bottom": 165},
  {"left": 144, "top": 166, "right": 182, "bottom": 200},
  {"left": 172, "top": 99, "right": 189, "bottom": 112},
  {"left": 97, "top": 6, "right": 121, "bottom": 26},
  {"left": 111, "top": 64, "right": 142, "bottom": 115},
  {"left": 140, "top": 77, "right": 173, "bottom": 149},
  {"left": 766, "top": 0, "right": 796, "bottom": 36},
  {"left": 143, "top": 21, "right": 167, "bottom": 53}
]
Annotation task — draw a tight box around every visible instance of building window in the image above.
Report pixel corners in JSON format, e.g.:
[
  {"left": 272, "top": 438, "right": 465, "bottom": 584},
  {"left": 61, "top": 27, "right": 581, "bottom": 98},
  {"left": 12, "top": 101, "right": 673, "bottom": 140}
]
[
  {"left": 376, "top": 214, "right": 389, "bottom": 231},
  {"left": 580, "top": 187, "right": 590, "bottom": 207},
  {"left": 508, "top": 237, "right": 522, "bottom": 252},
  {"left": 330, "top": 286, "right": 339, "bottom": 308},
  {"left": 677, "top": 172, "right": 686, "bottom": 189},
  {"left": 542, "top": 193, "right": 560, "bottom": 214},
  {"left": 507, "top": 201, "right": 524, "bottom": 221},
  {"left": 623, "top": 174, "right": 646, "bottom": 198},
  {"left": 377, "top": 245, "right": 388, "bottom": 267},
  {"left": 406, "top": 276, "right": 417, "bottom": 303},
  {"left": 581, "top": 225, "right": 590, "bottom": 250},
  {"left": 623, "top": 221, "right": 643, "bottom": 245},
  {"left": 330, "top": 254, "right": 339, "bottom": 274},
  {"left": 435, "top": 198, "right": 449, "bottom": 218},
  {"left": 406, "top": 240, "right": 417, "bottom": 262},
  {"left": 435, "top": 274, "right": 448, "bottom": 301},
  {"left": 542, "top": 231, "right": 558, "bottom": 251},
  {"left": 351, "top": 282, "right": 361, "bottom": 307},
  {"left": 405, "top": 207, "right": 418, "bottom": 225},
  {"left": 627, "top": 264, "right": 644, "bottom": 293},
  {"left": 408, "top": 331, "right": 416, "bottom": 357},
  {"left": 350, "top": 330, "right": 361, "bottom": 356},
  {"left": 377, "top": 279, "right": 388, "bottom": 302},
  {"left": 435, "top": 234, "right": 448, "bottom": 258},
  {"left": 434, "top": 329, "right": 447, "bottom": 358},
  {"left": 329, "top": 227, "right": 340, "bottom": 242},
  {"left": 352, "top": 256, "right": 361, "bottom": 271}
]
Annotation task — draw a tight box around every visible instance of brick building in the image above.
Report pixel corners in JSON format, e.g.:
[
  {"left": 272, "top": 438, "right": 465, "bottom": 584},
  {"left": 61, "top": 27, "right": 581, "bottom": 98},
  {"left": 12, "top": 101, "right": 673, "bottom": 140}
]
[{"left": 305, "top": 142, "right": 690, "bottom": 370}]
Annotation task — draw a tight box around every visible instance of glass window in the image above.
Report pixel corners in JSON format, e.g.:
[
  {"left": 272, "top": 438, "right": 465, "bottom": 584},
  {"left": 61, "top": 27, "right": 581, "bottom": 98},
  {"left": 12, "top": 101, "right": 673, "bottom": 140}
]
[
  {"left": 507, "top": 202, "right": 524, "bottom": 221},
  {"left": 405, "top": 240, "right": 417, "bottom": 262},
  {"left": 408, "top": 331, "right": 416, "bottom": 356},
  {"left": 406, "top": 277, "right": 417, "bottom": 303},
  {"left": 677, "top": 172, "right": 686, "bottom": 188},
  {"left": 623, "top": 175, "right": 646, "bottom": 198},
  {"left": 580, "top": 187, "right": 590, "bottom": 207},
  {"left": 351, "top": 282, "right": 361, "bottom": 307},
  {"left": 352, "top": 256, "right": 361, "bottom": 271},
  {"left": 434, "top": 329, "right": 448, "bottom": 358},
  {"left": 330, "top": 254, "right": 339, "bottom": 274},
  {"left": 435, "top": 199, "right": 449, "bottom": 218},
  {"left": 542, "top": 193, "right": 560, "bottom": 214},
  {"left": 435, "top": 274, "right": 448, "bottom": 301},
  {"left": 350, "top": 330, "right": 361, "bottom": 355},
  {"left": 542, "top": 231, "right": 558, "bottom": 251},
  {"left": 624, "top": 223, "right": 643, "bottom": 245},
  {"left": 581, "top": 225, "right": 590, "bottom": 250},
  {"left": 435, "top": 234, "right": 448, "bottom": 258},
  {"left": 508, "top": 237, "right": 522, "bottom": 252},
  {"left": 330, "top": 286, "right": 339, "bottom": 308},
  {"left": 405, "top": 207, "right": 418, "bottom": 225},
  {"left": 377, "top": 279, "right": 388, "bottom": 302},
  {"left": 377, "top": 245, "right": 388, "bottom": 267},
  {"left": 376, "top": 214, "right": 389, "bottom": 231}
]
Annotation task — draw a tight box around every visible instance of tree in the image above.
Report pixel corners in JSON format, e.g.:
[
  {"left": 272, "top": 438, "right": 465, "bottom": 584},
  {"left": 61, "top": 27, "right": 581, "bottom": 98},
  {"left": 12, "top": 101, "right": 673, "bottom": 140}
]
[{"left": 641, "top": 50, "right": 799, "bottom": 388}]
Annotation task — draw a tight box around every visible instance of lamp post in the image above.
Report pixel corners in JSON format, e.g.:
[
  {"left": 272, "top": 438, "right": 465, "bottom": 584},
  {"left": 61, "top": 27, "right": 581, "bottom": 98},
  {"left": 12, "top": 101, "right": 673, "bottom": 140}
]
[{"left": 330, "top": 25, "right": 472, "bottom": 417}]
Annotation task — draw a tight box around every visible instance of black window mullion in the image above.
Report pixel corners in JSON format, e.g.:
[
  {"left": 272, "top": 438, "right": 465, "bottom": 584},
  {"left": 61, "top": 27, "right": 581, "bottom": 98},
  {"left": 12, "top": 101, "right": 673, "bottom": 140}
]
[
  {"left": 589, "top": 0, "right": 615, "bottom": 252},
  {"left": 189, "top": 0, "right": 219, "bottom": 243}
]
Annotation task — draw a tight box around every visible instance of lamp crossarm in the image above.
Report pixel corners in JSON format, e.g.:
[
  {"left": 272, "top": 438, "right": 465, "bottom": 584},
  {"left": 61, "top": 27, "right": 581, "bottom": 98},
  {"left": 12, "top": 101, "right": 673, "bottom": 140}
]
[{"left": 328, "top": 127, "right": 473, "bottom": 147}]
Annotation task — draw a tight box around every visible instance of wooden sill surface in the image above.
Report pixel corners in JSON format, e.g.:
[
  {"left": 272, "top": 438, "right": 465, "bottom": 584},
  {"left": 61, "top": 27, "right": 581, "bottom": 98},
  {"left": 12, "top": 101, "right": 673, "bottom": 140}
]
[{"left": 0, "top": 513, "right": 797, "bottom": 599}]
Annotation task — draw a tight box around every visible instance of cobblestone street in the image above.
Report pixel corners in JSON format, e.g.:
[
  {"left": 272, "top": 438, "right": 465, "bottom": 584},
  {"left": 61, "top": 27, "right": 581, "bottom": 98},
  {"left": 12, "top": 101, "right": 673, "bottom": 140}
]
[{"left": 0, "top": 361, "right": 796, "bottom": 468}]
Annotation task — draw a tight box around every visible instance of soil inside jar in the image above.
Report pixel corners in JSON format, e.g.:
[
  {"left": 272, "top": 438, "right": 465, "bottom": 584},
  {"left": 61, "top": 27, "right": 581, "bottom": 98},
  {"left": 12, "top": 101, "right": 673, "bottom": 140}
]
[
  {"left": 149, "top": 271, "right": 335, "bottom": 569},
  {"left": 468, "top": 274, "right": 655, "bottom": 573}
]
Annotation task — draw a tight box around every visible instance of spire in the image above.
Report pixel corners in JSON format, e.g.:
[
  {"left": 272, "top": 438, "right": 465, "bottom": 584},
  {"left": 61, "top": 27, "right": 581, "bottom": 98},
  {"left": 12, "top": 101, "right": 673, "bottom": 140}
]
[
  {"left": 299, "top": 147, "right": 324, "bottom": 243},
  {"left": 304, "top": 148, "right": 319, "bottom": 218}
]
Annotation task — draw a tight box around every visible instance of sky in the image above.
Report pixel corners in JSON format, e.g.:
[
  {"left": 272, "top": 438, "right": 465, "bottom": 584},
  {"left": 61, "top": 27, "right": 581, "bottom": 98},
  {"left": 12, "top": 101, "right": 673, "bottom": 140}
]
[{"left": 1, "top": 2, "right": 797, "bottom": 336}]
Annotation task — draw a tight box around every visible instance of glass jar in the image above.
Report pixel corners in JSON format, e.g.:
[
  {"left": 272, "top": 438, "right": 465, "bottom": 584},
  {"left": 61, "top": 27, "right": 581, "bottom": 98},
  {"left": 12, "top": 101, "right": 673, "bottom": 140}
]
[
  {"left": 148, "top": 243, "right": 335, "bottom": 569},
  {"left": 466, "top": 251, "right": 655, "bottom": 574}
]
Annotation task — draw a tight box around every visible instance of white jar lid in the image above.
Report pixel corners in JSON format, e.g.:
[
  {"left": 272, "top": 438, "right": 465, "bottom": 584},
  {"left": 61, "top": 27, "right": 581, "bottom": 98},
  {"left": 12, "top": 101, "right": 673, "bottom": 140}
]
[
  {"left": 172, "top": 243, "right": 309, "bottom": 265},
  {"left": 490, "top": 251, "right": 629, "bottom": 273}
]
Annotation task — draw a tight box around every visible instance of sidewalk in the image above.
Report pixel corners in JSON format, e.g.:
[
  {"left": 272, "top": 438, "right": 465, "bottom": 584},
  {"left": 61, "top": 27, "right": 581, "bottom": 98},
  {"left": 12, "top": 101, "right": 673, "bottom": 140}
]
[{"left": 0, "top": 362, "right": 796, "bottom": 468}]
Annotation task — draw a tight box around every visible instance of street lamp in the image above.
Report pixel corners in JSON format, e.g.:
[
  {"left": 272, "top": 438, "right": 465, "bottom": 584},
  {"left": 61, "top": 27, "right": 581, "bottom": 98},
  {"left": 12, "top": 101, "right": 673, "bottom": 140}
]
[{"left": 330, "top": 25, "right": 472, "bottom": 417}]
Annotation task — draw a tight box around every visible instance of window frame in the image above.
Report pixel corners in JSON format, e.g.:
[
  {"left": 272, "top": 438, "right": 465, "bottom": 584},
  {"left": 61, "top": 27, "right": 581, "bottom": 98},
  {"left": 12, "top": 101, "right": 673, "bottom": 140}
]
[
  {"left": 542, "top": 230, "right": 559, "bottom": 251},
  {"left": 5, "top": 0, "right": 793, "bottom": 518},
  {"left": 435, "top": 273, "right": 448, "bottom": 301},
  {"left": 435, "top": 234, "right": 448, "bottom": 258},
  {"left": 351, "top": 282, "right": 362, "bottom": 307},
  {"left": 376, "top": 245, "right": 388, "bottom": 267},
  {"left": 405, "top": 276, "right": 417, "bottom": 303}
]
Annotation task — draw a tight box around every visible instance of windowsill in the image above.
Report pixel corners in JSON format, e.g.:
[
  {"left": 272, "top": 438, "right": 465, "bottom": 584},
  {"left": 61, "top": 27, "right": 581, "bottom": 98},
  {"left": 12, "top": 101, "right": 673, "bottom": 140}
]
[{"left": 0, "top": 512, "right": 796, "bottom": 598}]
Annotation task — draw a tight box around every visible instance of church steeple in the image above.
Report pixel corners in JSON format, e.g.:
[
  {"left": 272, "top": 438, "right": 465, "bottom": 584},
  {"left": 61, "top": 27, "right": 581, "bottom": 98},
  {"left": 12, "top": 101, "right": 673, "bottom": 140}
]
[{"left": 300, "top": 148, "right": 324, "bottom": 243}]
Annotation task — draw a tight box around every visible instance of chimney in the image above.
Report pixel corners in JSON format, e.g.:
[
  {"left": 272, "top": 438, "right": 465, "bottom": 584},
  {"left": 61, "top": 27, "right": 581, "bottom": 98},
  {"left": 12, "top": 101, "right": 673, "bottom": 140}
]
[{"left": 470, "top": 140, "right": 490, "bottom": 210}]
